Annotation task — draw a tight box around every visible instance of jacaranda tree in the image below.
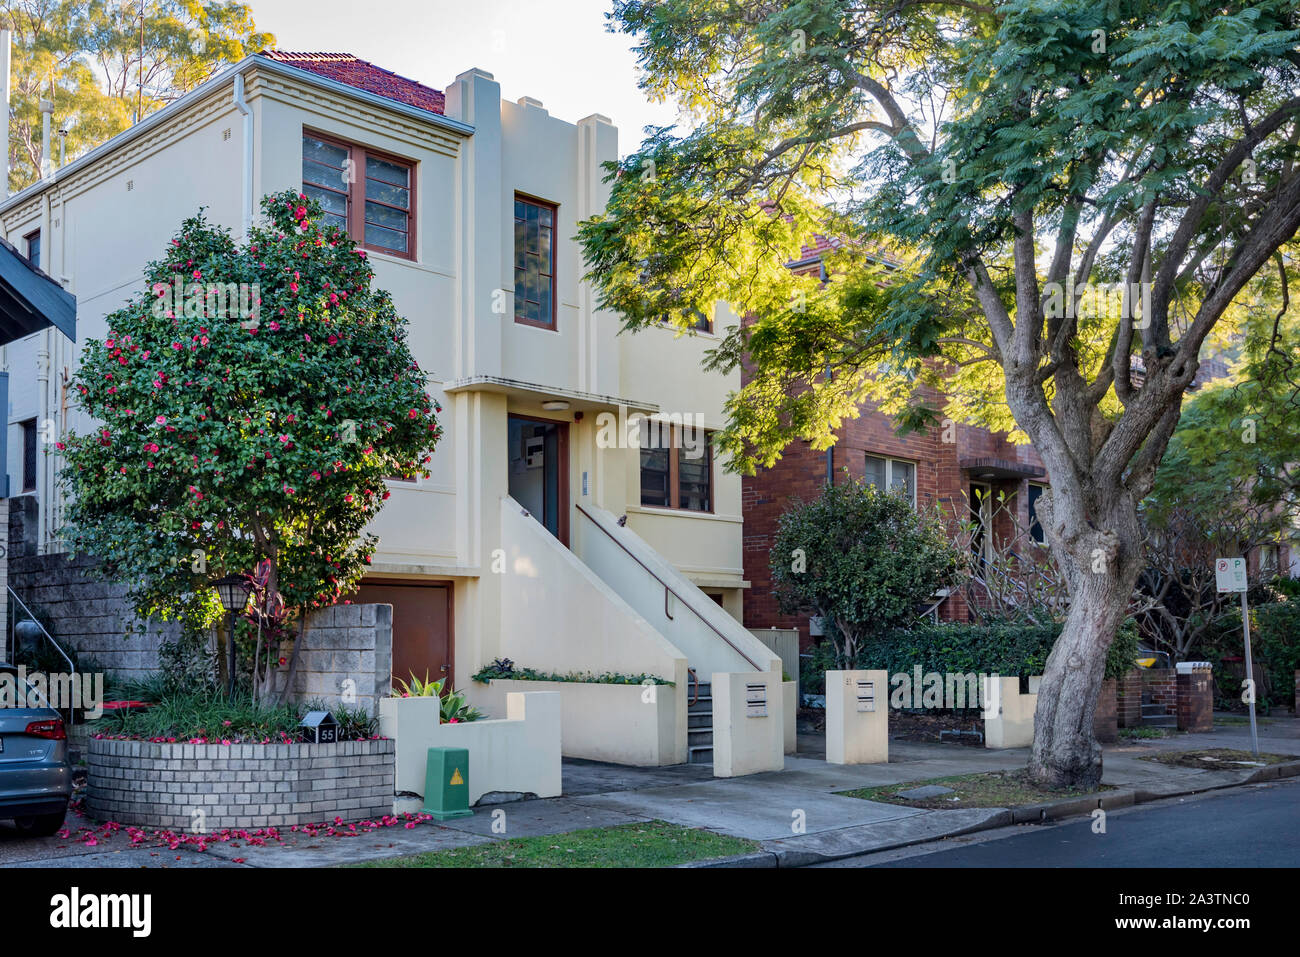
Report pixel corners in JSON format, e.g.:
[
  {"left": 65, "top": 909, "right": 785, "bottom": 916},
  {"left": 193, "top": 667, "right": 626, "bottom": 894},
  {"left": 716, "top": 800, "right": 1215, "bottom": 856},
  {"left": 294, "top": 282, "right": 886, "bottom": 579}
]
[
  {"left": 59, "top": 190, "right": 440, "bottom": 699},
  {"left": 580, "top": 0, "right": 1300, "bottom": 786}
]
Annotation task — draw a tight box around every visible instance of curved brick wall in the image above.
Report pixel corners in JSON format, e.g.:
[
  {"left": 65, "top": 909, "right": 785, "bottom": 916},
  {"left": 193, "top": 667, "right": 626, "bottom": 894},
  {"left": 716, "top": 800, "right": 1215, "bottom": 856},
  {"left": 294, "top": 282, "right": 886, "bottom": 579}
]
[{"left": 87, "top": 738, "right": 395, "bottom": 830}]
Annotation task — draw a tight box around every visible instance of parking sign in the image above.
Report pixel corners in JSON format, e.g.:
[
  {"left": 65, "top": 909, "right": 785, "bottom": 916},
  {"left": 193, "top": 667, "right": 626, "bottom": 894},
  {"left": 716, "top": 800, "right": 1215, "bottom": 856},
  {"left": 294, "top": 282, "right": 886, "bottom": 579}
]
[{"left": 1215, "top": 558, "right": 1247, "bottom": 593}]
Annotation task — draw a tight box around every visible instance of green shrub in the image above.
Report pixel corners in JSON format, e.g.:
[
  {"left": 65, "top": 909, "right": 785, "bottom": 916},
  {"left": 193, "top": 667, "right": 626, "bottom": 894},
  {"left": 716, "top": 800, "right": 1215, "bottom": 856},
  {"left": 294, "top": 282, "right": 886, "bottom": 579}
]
[
  {"left": 471, "top": 660, "right": 673, "bottom": 686},
  {"left": 91, "top": 688, "right": 377, "bottom": 742},
  {"left": 1203, "top": 599, "right": 1300, "bottom": 710},
  {"left": 798, "top": 619, "right": 1140, "bottom": 702}
]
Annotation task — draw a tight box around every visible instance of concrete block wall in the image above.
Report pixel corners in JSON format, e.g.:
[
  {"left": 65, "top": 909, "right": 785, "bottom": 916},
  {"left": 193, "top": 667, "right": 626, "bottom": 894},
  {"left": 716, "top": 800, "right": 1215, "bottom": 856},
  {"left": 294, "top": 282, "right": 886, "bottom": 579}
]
[
  {"left": 86, "top": 737, "right": 395, "bottom": 830},
  {"left": 275, "top": 603, "right": 393, "bottom": 715}
]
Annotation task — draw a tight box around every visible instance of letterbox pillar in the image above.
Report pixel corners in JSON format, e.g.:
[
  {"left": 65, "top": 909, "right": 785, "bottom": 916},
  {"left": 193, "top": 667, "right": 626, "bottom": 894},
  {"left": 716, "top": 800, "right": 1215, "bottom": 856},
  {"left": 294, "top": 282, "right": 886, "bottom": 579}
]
[
  {"left": 825, "top": 669, "right": 889, "bottom": 764},
  {"left": 422, "top": 746, "right": 473, "bottom": 820}
]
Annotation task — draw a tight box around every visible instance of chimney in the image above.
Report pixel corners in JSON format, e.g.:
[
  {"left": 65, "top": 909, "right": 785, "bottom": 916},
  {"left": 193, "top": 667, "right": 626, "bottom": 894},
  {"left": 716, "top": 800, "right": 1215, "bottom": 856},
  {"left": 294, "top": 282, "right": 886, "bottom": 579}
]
[
  {"left": 0, "top": 26, "right": 9, "bottom": 196},
  {"left": 39, "top": 98, "right": 53, "bottom": 180}
]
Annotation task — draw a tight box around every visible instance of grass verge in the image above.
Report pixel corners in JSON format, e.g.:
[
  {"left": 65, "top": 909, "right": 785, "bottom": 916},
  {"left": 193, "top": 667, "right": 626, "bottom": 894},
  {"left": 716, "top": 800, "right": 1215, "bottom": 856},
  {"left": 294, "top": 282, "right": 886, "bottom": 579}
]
[
  {"left": 1139, "top": 747, "right": 1298, "bottom": 771},
  {"left": 837, "top": 768, "right": 1110, "bottom": 809},
  {"left": 346, "top": 820, "right": 758, "bottom": 868}
]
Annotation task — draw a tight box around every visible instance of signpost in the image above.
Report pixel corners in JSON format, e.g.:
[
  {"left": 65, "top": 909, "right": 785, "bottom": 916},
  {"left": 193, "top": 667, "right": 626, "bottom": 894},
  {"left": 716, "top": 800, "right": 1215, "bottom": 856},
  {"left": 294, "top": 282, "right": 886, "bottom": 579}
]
[{"left": 1215, "top": 558, "right": 1259, "bottom": 759}]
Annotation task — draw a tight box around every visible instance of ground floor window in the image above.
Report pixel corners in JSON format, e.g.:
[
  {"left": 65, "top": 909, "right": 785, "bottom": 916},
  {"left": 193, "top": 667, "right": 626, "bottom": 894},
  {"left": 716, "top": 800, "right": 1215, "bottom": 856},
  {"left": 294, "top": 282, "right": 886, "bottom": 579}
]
[{"left": 863, "top": 453, "right": 916, "bottom": 506}]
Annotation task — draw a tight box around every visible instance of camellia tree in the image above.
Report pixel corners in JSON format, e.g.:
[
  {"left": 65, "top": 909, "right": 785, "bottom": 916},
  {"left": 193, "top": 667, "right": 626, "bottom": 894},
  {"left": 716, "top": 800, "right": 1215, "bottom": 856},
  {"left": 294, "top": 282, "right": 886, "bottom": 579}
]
[
  {"left": 580, "top": 0, "right": 1300, "bottom": 786},
  {"left": 58, "top": 189, "right": 440, "bottom": 702},
  {"left": 770, "top": 477, "right": 963, "bottom": 667}
]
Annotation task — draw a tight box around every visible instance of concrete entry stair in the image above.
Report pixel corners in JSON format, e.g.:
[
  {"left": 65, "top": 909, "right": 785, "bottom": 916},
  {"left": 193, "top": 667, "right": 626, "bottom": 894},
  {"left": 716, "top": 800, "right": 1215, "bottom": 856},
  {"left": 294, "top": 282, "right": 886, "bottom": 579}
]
[{"left": 688, "top": 676, "right": 713, "bottom": 764}]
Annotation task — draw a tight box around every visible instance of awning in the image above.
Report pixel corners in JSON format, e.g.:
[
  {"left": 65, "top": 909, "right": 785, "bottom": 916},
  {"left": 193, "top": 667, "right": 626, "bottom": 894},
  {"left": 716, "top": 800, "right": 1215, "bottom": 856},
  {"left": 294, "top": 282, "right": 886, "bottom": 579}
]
[
  {"left": 959, "top": 456, "right": 1045, "bottom": 480},
  {"left": 443, "top": 375, "right": 659, "bottom": 414},
  {"left": 0, "top": 235, "right": 76, "bottom": 346}
]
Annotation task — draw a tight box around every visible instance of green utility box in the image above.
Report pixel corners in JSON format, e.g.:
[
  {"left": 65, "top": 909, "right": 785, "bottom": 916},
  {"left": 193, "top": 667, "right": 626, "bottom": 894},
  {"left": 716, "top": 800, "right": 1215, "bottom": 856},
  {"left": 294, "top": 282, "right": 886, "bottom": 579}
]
[{"left": 422, "top": 747, "right": 473, "bottom": 820}]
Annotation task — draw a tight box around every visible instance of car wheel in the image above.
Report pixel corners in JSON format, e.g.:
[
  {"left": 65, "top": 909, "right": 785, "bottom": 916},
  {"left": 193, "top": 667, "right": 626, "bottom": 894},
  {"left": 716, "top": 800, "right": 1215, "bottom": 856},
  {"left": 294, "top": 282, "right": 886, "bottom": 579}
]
[{"left": 14, "top": 809, "right": 67, "bottom": 837}]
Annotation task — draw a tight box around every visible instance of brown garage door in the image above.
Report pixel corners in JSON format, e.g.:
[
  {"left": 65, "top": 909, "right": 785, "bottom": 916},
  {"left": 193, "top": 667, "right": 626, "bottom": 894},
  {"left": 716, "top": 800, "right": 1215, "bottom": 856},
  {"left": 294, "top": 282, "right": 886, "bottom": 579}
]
[{"left": 352, "top": 582, "right": 453, "bottom": 688}]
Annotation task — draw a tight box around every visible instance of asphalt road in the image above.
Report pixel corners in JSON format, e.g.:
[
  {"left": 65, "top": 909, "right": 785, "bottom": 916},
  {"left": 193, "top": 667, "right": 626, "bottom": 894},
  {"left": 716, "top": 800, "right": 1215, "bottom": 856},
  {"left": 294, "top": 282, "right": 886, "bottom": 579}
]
[{"left": 820, "top": 777, "right": 1300, "bottom": 868}]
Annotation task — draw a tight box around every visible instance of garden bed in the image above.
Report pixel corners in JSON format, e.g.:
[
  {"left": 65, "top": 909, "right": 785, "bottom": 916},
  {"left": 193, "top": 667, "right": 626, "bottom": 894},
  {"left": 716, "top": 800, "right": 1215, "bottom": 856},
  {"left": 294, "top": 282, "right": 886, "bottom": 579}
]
[
  {"left": 1139, "top": 747, "right": 1299, "bottom": 771},
  {"left": 86, "top": 736, "right": 394, "bottom": 831},
  {"left": 838, "top": 769, "right": 1111, "bottom": 809}
]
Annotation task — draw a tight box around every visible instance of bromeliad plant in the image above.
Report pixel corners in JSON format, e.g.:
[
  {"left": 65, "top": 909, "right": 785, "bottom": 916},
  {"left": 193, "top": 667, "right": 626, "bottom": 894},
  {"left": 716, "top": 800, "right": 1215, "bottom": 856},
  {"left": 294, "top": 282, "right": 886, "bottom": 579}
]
[
  {"left": 58, "top": 190, "right": 441, "bottom": 702},
  {"left": 391, "top": 672, "right": 482, "bottom": 723}
]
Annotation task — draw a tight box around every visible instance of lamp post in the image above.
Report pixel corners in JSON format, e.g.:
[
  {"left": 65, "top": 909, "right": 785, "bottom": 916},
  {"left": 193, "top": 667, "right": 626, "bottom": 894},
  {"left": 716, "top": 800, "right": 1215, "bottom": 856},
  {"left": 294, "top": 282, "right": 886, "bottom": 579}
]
[{"left": 213, "top": 574, "right": 252, "bottom": 699}]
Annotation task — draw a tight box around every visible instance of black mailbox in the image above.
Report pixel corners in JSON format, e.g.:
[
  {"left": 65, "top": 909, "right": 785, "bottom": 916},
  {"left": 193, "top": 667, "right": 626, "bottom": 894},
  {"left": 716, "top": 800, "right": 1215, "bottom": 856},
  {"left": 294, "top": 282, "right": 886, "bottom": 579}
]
[{"left": 300, "top": 710, "right": 339, "bottom": 744}]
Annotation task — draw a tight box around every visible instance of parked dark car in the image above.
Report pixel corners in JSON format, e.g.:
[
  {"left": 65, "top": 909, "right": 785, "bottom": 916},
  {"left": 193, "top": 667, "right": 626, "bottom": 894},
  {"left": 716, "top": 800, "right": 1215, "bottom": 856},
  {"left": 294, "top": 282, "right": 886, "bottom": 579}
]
[{"left": 0, "top": 663, "right": 72, "bottom": 836}]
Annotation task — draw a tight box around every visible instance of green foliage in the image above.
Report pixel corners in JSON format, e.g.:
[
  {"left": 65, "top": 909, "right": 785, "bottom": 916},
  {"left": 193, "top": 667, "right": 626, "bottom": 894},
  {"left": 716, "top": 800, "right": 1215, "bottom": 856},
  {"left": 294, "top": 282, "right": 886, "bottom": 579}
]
[
  {"left": 801, "top": 619, "right": 1139, "bottom": 700},
  {"left": 58, "top": 190, "right": 441, "bottom": 644},
  {"left": 304, "top": 698, "right": 377, "bottom": 740},
  {"left": 769, "top": 476, "right": 963, "bottom": 666},
  {"left": 390, "top": 672, "right": 482, "bottom": 723},
  {"left": 96, "top": 688, "right": 307, "bottom": 742},
  {"left": 471, "top": 661, "right": 674, "bottom": 686},
  {"left": 1203, "top": 599, "right": 1300, "bottom": 710},
  {"left": 4, "top": 0, "right": 273, "bottom": 192}
]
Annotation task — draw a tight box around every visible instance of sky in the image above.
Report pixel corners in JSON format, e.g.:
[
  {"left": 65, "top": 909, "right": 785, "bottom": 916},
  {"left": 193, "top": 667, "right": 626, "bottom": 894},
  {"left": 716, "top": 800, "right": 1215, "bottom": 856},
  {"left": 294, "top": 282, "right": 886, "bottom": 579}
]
[{"left": 247, "top": 0, "right": 682, "bottom": 155}]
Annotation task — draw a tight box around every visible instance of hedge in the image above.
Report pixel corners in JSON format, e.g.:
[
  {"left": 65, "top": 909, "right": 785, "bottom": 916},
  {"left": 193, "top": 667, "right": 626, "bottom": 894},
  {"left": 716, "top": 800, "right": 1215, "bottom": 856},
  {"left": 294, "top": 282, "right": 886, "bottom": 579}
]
[
  {"left": 1203, "top": 600, "right": 1299, "bottom": 711},
  {"left": 801, "top": 620, "right": 1139, "bottom": 699}
]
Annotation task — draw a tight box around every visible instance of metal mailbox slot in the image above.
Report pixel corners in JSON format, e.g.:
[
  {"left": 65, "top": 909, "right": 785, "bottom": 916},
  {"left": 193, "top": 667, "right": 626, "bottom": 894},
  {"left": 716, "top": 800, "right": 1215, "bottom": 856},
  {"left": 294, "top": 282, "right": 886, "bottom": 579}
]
[
  {"left": 856, "top": 679, "right": 876, "bottom": 713},
  {"left": 745, "top": 683, "right": 767, "bottom": 718}
]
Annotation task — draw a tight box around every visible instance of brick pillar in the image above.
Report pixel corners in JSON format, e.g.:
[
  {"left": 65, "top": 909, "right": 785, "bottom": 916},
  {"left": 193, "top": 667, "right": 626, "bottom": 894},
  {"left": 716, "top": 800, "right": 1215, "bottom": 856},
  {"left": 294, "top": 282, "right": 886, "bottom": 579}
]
[
  {"left": 1116, "top": 669, "right": 1143, "bottom": 728},
  {"left": 1093, "top": 677, "right": 1118, "bottom": 743},
  {"left": 1176, "top": 667, "right": 1213, "bottom": 733}
]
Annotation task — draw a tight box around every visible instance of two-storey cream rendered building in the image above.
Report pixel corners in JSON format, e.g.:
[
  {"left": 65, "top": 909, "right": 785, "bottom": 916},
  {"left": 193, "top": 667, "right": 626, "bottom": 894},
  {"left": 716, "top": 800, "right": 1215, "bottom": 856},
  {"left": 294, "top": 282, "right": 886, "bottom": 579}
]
[{"left": 2, "top": 51, "right": 779, "bottom": 764}]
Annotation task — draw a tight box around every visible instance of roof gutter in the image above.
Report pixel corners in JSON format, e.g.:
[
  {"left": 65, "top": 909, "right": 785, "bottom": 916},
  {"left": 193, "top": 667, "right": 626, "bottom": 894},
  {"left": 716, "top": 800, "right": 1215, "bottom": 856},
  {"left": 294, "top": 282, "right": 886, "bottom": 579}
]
[{"left": 0, "top": 54, "right": 473, "bottom": 220}]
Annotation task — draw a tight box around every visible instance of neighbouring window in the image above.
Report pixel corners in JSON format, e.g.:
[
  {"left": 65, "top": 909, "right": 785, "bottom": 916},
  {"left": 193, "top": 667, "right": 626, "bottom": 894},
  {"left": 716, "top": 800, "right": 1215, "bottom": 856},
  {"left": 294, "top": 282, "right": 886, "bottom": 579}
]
[
  {"left": 863, "top": 453, "right": 916, "bottom": 506},
  {"left": 20, "top": 418, "right": 37, "bottom": 492},
  {"left": 1028, "top": 482, "right": 1047, "bottom": 545},
  {"left": 514, "top": 195, "right": 557, "bottom": 328},
  {"left": 1259, "top": 543, "right": 1280, "bottom": 579},
  {"left": 640, "top": 423, "right": 713, "bottom": 511},
  {"left": 24, "top": 230, "right": 40, "bottom": 269},
  {"left": 302, "top": 132, "right": 414, "bottom": 259},
  {"left": 659, "top": 309, "right": 713, "bottom": 333}
]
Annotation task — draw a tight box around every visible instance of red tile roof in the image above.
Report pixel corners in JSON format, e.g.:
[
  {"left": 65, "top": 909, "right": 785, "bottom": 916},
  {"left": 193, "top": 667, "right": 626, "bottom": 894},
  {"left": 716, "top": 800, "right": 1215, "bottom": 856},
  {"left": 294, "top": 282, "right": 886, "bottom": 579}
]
[{"left": 260, "top": 51, "right": 445, "bottom": 115}]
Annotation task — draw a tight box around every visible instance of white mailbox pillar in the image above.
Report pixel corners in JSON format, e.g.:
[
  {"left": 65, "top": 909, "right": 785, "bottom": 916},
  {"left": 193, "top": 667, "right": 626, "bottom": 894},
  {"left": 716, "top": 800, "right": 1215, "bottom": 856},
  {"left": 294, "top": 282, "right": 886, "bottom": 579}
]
[
  {"left": 712, "top": 671, "right": 785, "bottom": 777},
  {"left": 825, "top": 669, "right": 889, "bottom": 765}
]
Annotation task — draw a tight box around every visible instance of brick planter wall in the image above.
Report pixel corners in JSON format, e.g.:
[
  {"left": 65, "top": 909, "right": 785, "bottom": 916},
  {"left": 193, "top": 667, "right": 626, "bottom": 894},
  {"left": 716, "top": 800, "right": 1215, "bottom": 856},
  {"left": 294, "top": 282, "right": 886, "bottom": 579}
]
[
  {"left": 1117, "top": 670, "right": 1143, "bottom": 728},
  {"left": 1176, "top": 669, "right": 1214, "bottom": 733},
  {"left": 87, "top": 737, "right": 394, "bottom": 830},
  {"left": 1093, "top": 677, "right": 1118, "bottom": 743},
  {"left": 1142, "top": 668, "right": 1178, "bottom": 711}
]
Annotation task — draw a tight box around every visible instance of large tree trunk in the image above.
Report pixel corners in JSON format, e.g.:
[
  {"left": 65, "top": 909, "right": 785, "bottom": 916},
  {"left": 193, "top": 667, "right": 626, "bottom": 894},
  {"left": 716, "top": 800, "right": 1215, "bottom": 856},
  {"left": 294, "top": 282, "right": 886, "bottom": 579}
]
[{"left": 1028, "top": 491, "right": 1145, "bottom": 789}]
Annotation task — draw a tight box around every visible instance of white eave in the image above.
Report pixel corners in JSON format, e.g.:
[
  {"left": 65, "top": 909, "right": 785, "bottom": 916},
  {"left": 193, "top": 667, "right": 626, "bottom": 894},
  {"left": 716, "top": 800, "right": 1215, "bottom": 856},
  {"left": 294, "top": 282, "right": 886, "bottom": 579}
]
[{"left": 443, "top": 375, "right": 659, "bottom": 414}]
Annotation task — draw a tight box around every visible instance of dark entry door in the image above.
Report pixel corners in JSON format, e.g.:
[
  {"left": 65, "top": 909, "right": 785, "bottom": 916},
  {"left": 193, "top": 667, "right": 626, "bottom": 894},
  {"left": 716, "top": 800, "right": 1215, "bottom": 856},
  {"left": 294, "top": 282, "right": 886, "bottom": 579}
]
[
  {"left": 507, "top": 414, "right": 569, "bottom": 544},
  {"left": 353, "top": 582, "right": 452, "bottom": 687}
]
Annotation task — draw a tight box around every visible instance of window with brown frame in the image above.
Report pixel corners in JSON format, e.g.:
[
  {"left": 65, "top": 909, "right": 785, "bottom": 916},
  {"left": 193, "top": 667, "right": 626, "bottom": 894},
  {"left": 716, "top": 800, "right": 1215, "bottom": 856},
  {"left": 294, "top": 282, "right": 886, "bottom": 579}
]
[
  {"left": 302, "top": 132, "right": 415, "bottom": 259},
  {"left": 24, "top": 230, "right": 40, "bottom": 270},
  {"left": 514, "top": 195, "right": 556, "bottom": 328},
  {"left": 640, "top": 423, "right": 713, "bottom": 511}
]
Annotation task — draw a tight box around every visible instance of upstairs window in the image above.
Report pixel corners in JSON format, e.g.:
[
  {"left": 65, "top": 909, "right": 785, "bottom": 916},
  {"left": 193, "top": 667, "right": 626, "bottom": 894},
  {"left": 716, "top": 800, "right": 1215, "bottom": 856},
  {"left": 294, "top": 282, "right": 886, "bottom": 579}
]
[
  {"left": 24, "top": 230, "right": 40, "bottom": 269},
  {"left": 514, "top": 195, "right": 556, "bottom": 329},
  {"left": 863, "top": 453, "right": 916, "bottom": 506},
  {"left": 302, "top": 132, "right": 414, "bottom": 259}
]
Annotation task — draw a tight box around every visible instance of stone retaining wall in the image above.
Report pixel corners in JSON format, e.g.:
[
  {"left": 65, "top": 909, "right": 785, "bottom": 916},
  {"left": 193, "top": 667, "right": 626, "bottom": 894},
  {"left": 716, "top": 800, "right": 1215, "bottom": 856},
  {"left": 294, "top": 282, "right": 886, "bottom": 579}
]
[{"left": 86, "top": 737, "right": 395, "bottom": 830}]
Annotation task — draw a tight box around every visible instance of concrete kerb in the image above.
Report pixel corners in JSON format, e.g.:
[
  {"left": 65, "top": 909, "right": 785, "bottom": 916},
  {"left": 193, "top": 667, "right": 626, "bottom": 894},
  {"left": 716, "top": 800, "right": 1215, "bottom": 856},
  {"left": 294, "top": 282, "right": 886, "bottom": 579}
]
[{"left": 689, "top": 759, "right": 1300, "bottom": 868}]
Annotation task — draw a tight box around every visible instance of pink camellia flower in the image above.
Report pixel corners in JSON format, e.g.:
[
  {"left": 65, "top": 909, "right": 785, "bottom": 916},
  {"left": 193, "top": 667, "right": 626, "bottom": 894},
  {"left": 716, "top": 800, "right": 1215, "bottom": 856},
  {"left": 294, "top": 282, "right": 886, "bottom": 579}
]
[
  {"left": 155, "top": 415, "right": 167, "bottom": 425},
  {"left": 289, "top": 282, "right": 299, "bottom": 294},
  {"left": 329, "top": 293, "right": 338, "bottom": 305},
  {"left": 192, "top": 270, "right": 201, "bottom": 280},
  {"left": 344, "top": 493, "right": 354, "bottom": 503}
]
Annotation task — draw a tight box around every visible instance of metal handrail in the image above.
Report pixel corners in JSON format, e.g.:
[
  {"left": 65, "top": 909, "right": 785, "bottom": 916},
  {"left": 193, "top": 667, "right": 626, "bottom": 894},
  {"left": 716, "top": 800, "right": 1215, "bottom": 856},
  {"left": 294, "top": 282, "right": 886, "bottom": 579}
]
[
  {"left": 8, "top": 586, "right": 75, "bottom": 676},
  {"left": 687, "top": 667, "right": 699, "bottom": 707},
  {"left": 575, "top": 504, "right": 764, "bottom": 670}
]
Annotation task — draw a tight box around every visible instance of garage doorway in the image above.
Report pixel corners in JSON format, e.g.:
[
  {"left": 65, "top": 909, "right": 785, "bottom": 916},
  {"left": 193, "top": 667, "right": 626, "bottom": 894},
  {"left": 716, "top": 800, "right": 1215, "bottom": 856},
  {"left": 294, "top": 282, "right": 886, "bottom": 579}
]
[{"left": 351, "top": 581, "right": 453, "bottom": 687}]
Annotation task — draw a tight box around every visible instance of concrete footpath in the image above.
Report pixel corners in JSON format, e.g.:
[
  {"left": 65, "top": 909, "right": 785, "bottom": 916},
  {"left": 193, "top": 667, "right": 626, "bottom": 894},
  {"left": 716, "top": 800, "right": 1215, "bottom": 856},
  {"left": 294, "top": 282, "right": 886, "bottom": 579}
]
[{"left": 3, "top": 717, "right": 1296, "bottom": 868}]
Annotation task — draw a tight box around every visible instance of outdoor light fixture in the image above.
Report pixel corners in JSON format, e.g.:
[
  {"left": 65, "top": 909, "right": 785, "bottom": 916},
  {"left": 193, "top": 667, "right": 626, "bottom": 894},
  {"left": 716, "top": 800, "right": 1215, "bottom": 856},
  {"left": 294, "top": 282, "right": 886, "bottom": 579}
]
[
  {"left": 541, "top": 400, "right": 570, "bottom": 411},
  {"left": 213, "top": 574, "right": 252, "bottom": 699}
]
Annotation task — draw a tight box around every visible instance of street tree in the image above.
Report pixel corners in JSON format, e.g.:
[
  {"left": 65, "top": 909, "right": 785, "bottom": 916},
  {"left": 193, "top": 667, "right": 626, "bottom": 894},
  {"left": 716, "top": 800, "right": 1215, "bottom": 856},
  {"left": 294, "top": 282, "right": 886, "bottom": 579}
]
[{"left": 580, "top": 0, "right": 1300, "bottom": 786}]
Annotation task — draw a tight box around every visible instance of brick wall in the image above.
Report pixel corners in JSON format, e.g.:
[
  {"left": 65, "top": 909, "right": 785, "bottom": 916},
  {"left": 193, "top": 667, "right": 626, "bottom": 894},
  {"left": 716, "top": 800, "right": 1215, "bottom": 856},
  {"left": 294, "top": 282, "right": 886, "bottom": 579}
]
[
  {"left": 1093, "top": 677, "right": 1118, "bottom": 743},
  {"left": 1142, "top": 668, "right": 1178, "bottom": 712},
  {"left": 1176, "top": 669, "right": 1213, "bottom": 733},
  {"left": 86, "top": 737, "right": 395, "bottom": 830},
  {"left": 740, "top": 386, "right": 1047, "bottom": 648},
  {"left": 1117, "top": 670, "right": 1143, "bottom": 728}
]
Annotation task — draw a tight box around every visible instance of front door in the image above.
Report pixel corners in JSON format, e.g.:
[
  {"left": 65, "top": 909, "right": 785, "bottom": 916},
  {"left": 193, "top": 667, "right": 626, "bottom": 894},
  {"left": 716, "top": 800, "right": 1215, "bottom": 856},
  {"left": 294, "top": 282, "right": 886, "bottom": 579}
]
[
  {"left": 352, "top": 582, "right": 453, "bottom": 688},
  {"left": 507, "top": 414, "right": 569, "bottom": 545}
]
